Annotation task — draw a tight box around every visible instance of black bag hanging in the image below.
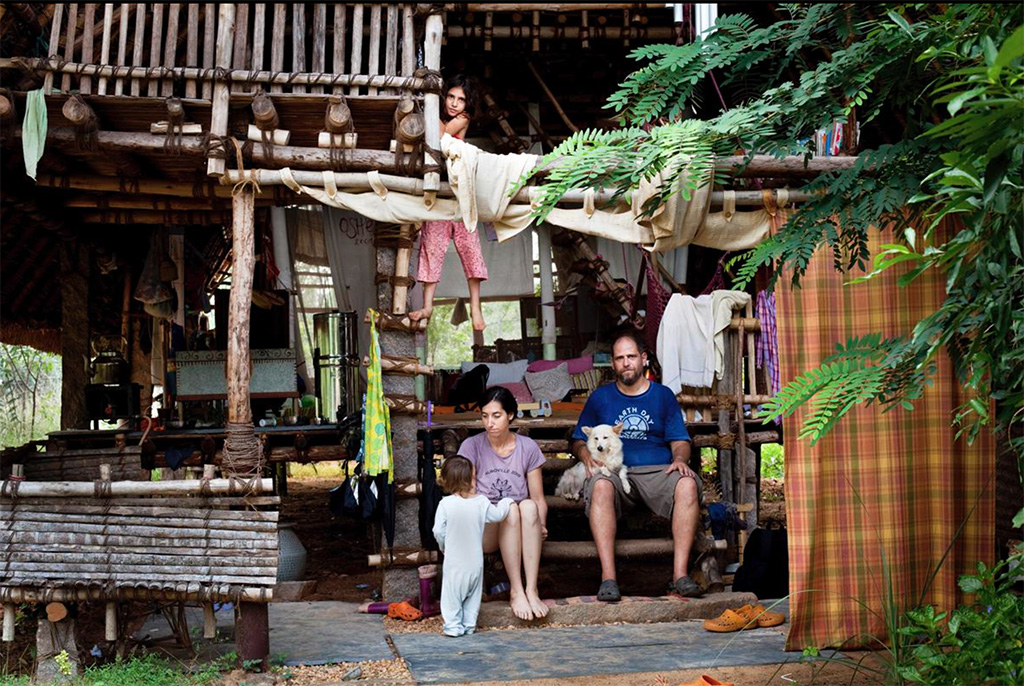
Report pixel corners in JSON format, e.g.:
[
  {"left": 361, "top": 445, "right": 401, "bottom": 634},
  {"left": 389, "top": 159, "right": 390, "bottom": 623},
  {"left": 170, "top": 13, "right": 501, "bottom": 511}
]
[
  {"left": 418, "top": 430, "right": 443, "bottom": 551},
  {"left": 329, "top": 460, "right": 365, "bottom": 519}
]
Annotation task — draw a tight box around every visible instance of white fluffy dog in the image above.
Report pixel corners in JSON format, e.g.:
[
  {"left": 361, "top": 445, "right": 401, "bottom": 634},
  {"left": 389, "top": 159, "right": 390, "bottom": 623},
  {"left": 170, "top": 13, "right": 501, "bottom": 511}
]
[{"left": 555, "top": 423, "right": 630, "bottom": 500}]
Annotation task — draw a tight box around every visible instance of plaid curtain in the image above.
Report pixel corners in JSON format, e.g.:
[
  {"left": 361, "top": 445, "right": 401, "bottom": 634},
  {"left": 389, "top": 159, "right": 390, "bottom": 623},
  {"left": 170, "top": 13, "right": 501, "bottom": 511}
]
[{"left": 777, "top": 224, "right": 994, "bottom": 651}]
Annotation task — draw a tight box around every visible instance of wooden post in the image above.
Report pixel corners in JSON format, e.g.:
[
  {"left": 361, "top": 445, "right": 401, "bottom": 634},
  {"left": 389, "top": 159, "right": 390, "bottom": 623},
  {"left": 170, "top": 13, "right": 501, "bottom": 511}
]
[
  {"left": 366, "top": 4, "right": 381, "bottom": 96},
  {"left": 236, "top": 603, "right": 269, "bottom": 671},
  {"left": 310, "top": 3, "right": 326, "bottom": 95},
  {"left": 332, "top": 4, "right": 347, "bottom": 94},
  {"left": 269, "top": 3, "right": 286, "bottom": 94},
  {"left": 537, "top": 223, "right": 556, "bottom": 360},
  {"left": 185, "top": 3, "right": 200, "bottom": 98},
  {"left": 348, "top": 4, "right": 364, "bottom": 96},
  {"left": 290, "top": 3, "right": 306, "bottom": 94},
  {"left": 162, "top": 3, "right": 181, "bottom": 97},
  {"left": 131, "top": 3, "right": 145, "bottom": 96},
  {"left": 1, "top": 605, "right": 13, "bottom": 642},
  {"left": 207, "top": 4, "right": 236, "bottom": 177},
  {"left": 203, "top": 604, "right": 217, "bottom": 639},
  {"left": 146, "top": 3, "right": 163, "bottom": 97},
  {"left": 60, "top": 241, "right": 90, "bottom": 430},
  {"left": 62, "top": 3, "right": 79, "bottom": 93},
  {"left": 81, "top": 3, "right": 97, "bottom": 94},
  {"left": 202, "top": 3, "right": 216, "bottom": 99},
  {"left": 422, "top": 13, "right": 443, "bottom": 204},
  {"left": 227, "top": 186, "right": 255, "bottom": 427},
  {"left": 114, "top": 3, "right": 130, "bottom": 95}
]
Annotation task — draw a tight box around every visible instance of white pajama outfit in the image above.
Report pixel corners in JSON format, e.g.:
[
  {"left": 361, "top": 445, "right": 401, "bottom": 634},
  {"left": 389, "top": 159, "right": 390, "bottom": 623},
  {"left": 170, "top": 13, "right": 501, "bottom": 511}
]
[{"left": 432, "top": 494, "right": 512, "bottom": 637}]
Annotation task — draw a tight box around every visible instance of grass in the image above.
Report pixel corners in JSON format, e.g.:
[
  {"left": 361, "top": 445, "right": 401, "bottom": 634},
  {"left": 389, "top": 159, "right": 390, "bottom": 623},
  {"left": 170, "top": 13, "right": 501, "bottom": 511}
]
[{"left": 0, "top": 653, "right": 227, "bottom": 686}]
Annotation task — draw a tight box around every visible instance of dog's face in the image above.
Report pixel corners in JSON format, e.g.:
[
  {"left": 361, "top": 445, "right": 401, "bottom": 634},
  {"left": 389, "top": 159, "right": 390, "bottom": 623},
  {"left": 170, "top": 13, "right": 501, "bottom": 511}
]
[{"left": 581, "top": 424, "right": 624, "bottom": 463}]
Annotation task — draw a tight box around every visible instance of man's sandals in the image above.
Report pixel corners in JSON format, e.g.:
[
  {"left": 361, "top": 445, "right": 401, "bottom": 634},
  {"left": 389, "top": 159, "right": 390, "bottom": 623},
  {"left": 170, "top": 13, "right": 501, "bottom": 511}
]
[{"left": 702, "top": 604, "right": 785, "bottom": 632}]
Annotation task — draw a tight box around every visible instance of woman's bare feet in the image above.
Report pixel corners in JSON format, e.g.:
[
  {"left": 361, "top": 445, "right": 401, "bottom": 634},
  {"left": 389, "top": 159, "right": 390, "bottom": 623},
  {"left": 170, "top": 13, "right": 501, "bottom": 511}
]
[
  {"left": 510, "top": 590, "right": 534, "bottom": 621},
  {"left": 527, "top": 591, "right": 549, "bottom": 619},
  {"left": 408, "top": 307, "right": 432, "bottom": 322}
]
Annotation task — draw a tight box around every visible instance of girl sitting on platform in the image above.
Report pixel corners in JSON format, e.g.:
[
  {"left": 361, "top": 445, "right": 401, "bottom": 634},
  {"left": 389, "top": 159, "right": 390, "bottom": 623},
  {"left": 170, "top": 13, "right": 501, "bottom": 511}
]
[{"left": 408, "top": 74, "right": 489, "bottom": 331}]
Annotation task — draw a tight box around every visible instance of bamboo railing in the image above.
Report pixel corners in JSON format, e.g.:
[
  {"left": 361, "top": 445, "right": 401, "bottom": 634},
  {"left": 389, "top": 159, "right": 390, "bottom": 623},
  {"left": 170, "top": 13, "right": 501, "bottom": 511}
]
[{"left": 38, "top": 4, "right": 427, "bottom": 98}]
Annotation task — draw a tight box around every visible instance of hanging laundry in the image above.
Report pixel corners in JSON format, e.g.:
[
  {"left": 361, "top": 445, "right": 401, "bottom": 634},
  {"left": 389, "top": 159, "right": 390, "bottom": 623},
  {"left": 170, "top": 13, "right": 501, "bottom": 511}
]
[
  {"left": 21, "top": 89, "right": 47, "bottom": 181},
  {"left": 755, "top": 290, "right": 780, "bottom": 396},
  {"left": 658, "top": 293, "right": 715, "bottom": 391},
  {"left": 362, "top": 309, "right": 393, "bottom": 483}
]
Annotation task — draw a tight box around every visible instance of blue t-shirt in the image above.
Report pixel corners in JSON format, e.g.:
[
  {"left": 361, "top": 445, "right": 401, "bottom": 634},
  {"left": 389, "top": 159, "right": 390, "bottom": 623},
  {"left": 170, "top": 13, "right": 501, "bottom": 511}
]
[{"left": 572, "top": 381, "right": 690, "bottom": 467}]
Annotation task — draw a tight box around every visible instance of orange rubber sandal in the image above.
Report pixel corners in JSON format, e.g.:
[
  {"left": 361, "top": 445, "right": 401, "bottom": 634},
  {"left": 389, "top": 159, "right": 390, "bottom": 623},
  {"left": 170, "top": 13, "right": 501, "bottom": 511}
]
[
  {"left": 702, "top": 608, "right": 752, "bottom": 633},
  {"left": 387, "top": 600, "right": 423, "bottom": 621},
  {"left": 750, "top": 604, "right": 786, "bottom": 627}
]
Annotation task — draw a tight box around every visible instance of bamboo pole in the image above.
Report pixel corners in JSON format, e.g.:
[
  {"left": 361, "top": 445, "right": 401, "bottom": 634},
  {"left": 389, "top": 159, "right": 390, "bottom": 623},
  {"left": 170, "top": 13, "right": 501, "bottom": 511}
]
[
  {"left": 348, "top": 4, "right": 364, "bottom": 96},
  {"left": 362, "top": 354, "right": 433, "bottom": 376},
  {"left": 269, "top": 3, "right": 286, "bottom": 94},
  {"left": 62, "top": 3, "right": 79, "bottom": 93},
  {"left": 95, "top": 4, "right": 113, "bottom": 94},
  {"left": 5, "top": 543, "right": 278, "bottom": 559},
  {"left": 162, "top": 3, "right": 181, "bottom": 97},
  {"left": 4, "top": 561, "right": 276, "bottom": 577},
  {"left": 2, "top": 531, "right": 278, "bottom": 551},
  {"left": 527, "top": 63, "right": 576, "bottom": 132},
  {"left": 310, "top": 4, "right": 326, "bottom": 95},
  {"left": 43, "top": 3, "right": 64, "bottom": 94},
  {"left": 3, "top": 512, "right": 278, "bottom": 533},
  {"left": 391, "top": 224, "right": 413, "bottom": 315},
  {"left": 2, "top": 503, "right": 278, "bottom": 523},
  {"left": 384, "top": 4, "right": 398, "bottom": 94},
  {"left": 231, "top": 3, "right": 249, "bottom": 94},
  {"left": 5, "top": 570, "right": 277, "bottom": 585},
  {"left": 207, "top": 3, "right": 235, "bottom": 176},
  {"left": 401, "top": 6, "right": 414, "bottom": 76},
  {"left": 251, "top": 4, "right": 266, "bottom": 75},
  {"left": 201, "top": 3, "right": 215, "bottom": 99},
  {"left": 2, "top": 58, "right": 438, "bottom": 91},
  {"left": 366, "top": 5, "right": 382, "bottom": 96},
  {"left": 185, "top": 3, "right": 200, "bottom": 98},
  {"left": 367, "top": 550, "right": 438, "bottom": 567},
  {"left": 291, "top": 3, "right": 306, "bottom": 94},
  {"left": 77, "top": 211, "right": 232, "bottom": 225},
  {"left": 422, "top": 13, "right": 443, "bottom": 204},
  {"left": 80, "top": 3, "right": 97, "bottom": 94},
  {"left": 0, "top": 477, "right": 271, "bottom": 497},
  {"left": 146, "top": 2, "right": 163, "bottom": 97},
  {"left": 745, "top": 302, "right": 758, "bottom": 397},
  {"left": 445, "top": 24, "right": 674, "bottom": 40},
  {"left": 4, "top": 551, "right": 276, "bottom": 568},
  {"left": 332, "top": 4, "right": 347, "bottom": 94},
  {"left": 542, "top": 538, "right": 675, "bottom": 559},
  {"left": 454, "top": 3, "right": 670, "bottom": 10},
  {"left": 112, "top": 5, "right": 130, "bottom": 94},
  {"left": 0, "top": 585, "right": 273, "bottom": 603}
]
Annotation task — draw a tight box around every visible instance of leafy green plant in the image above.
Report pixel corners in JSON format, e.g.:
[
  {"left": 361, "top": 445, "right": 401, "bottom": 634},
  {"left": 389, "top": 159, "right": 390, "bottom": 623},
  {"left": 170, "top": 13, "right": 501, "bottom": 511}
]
[{"left": 519, "top": 4, "right": 1023, "bottom": 514}]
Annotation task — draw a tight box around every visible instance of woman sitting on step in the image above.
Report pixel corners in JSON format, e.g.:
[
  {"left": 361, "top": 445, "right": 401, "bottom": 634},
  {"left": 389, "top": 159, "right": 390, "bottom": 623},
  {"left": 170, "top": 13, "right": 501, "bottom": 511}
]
[{"left": 457, "top": 386, "right": 549, "bottom": 620}]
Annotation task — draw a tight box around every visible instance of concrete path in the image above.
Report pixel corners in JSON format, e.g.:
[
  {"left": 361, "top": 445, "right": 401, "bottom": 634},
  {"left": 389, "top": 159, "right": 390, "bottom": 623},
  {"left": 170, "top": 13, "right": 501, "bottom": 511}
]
[{"left": 269, "top": 601, "right": 394, "bottom": 666}]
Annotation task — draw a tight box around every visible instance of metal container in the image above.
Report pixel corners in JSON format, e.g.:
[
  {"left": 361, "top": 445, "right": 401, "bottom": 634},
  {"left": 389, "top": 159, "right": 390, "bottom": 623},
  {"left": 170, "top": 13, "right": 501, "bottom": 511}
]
[
  {"left": 89, "top": 350, "right": 129, "bottom": 385},
  {"left": 313, "top": 311, "right": 360, "bottom": 423}
]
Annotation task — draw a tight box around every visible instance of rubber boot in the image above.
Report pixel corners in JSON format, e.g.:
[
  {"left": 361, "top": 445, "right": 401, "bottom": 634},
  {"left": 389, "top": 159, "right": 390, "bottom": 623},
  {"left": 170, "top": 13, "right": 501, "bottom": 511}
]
[{"left": 418, "top": 564, "right": 441, "bottom": 617}]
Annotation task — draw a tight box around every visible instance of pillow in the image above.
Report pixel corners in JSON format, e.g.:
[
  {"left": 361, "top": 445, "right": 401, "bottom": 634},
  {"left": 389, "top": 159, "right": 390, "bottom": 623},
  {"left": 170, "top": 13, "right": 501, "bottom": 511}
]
[
  {"left": 524, "top": 362, "right": 572, "bottom": 403},
  {"left": 461, "top": 359, "right": 529, "bottom": 386},
  {"left": 527, "top": 354, "right": 594, "bottom": 375},
  {"left": 490, "top": 382, "right": 533, "bottom": 405},
  {"left": 571, "top": 368, "right": 604, "bottom": 393}
]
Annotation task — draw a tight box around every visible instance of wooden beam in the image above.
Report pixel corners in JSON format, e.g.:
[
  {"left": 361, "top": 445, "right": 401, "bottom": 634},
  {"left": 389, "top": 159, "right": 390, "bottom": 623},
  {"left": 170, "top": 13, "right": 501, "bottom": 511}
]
[
  {"left": 227, "top": 186, "right": 255, "bottom": 427},
  {"left": 207, "top": 4, "right": 236, "bottom": 176},
  {"left": 77, "top": 211, "right": 232, "bottom": 225},
  {"left": 445, "top": 25, "right": 674, "bottom": 40},
  {"left": 59, "top": 242, "right": 89, "bottom": 430}
]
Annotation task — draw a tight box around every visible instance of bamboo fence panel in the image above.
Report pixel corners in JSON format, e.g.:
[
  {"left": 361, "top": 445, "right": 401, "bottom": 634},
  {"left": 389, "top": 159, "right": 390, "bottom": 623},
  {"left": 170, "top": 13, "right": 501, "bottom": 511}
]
[{"left": 401, "top": 5, "right": 414, "bottom": 76}]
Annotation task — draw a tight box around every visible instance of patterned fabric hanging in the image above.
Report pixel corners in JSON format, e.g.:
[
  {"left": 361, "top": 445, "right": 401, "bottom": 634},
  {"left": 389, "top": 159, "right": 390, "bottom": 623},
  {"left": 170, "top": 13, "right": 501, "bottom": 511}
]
[{"left": 363, "top": 309, "right": 393, "bottom": 483}]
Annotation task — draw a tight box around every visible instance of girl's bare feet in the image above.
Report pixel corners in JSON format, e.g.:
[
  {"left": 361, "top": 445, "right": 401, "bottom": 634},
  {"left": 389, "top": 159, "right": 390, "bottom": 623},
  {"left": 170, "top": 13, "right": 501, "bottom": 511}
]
[
  {"left": 471, "top": 307, "right": 486, "bottom": 331},
  {"left": 408, "top": 307, "right": 433, "bottom": 322},
  {"left": 527, "top": 591, "right": 549, "bottom": 619},
  {"left": 509, "top": 590, "right": 534, "bottom": 621}
]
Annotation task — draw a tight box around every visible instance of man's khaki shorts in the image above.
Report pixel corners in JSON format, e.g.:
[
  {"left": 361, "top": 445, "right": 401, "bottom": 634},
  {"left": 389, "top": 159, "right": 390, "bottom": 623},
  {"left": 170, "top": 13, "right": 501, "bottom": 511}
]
[{"left": 583, "top": 464, "right": 703, "bottom": 520}]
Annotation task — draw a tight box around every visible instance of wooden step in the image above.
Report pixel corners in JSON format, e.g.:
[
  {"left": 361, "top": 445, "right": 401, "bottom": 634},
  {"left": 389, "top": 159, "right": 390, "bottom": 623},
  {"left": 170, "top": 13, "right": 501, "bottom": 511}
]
[{"left": 542, "top": 538, "right": 674, "bottom": 559}]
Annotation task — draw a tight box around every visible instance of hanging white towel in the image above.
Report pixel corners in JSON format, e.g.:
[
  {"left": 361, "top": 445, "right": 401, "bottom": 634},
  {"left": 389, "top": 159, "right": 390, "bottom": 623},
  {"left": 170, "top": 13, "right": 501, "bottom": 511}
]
[{"left": 657, "top": 293, "right": 715, "bottom": 391}]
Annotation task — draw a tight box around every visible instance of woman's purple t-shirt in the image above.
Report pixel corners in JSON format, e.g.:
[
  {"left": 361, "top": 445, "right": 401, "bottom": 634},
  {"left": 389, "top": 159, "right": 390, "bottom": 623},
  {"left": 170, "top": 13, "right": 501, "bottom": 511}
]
[{"left": 458, "top": 432, "right": 545, "bottom": 504}]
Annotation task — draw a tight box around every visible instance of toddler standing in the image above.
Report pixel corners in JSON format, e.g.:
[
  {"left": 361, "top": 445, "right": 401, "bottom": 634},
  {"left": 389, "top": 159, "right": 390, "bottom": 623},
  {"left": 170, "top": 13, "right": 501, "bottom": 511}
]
[{"left": 432, "top": 455, "right": 512, "bottom": 637}]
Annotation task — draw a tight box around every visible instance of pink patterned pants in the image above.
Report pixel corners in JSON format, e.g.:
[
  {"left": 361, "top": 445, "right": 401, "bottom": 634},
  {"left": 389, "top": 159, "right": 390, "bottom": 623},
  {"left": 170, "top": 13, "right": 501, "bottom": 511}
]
[{"left": 417, "top": 220, "right": 489, "bottom": 284}]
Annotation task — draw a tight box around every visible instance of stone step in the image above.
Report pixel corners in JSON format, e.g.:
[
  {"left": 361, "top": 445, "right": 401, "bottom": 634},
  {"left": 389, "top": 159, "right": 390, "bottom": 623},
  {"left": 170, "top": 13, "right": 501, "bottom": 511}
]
[{"left": 475, "top": 590, "right": 758, "bottom": 629}]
